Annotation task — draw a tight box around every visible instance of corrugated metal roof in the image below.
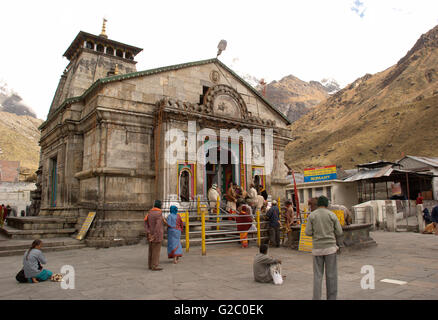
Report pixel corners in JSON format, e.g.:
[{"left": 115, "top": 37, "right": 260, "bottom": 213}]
[
  {"left": 344, "top": 165, "right": 393, "bottom": 182},
  {"left": 344, "top": 166, "right": 435, "bottom": 182},
  {"left": 401, "top": 155, "right": 438, "bottom": 168}
]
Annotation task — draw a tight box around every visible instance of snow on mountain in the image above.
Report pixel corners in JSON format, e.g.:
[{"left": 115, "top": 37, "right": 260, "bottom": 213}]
[
  {"left": 0, "top": 79, "right": 37, "bottom": 118},
  {"left": 320, "top": 78, "right": 341, "bottom": 94}
]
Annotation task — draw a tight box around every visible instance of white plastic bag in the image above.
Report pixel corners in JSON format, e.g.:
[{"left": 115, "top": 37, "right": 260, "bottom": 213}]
[
  {"left": 249, "top": 223, "right": 257, "bottom": 232},
  {"left": 270, "top": 264, "right": 283, "bottom": 285}
]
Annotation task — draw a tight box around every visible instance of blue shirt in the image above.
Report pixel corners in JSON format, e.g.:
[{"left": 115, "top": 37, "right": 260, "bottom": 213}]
[
  {"left": 432, "top": 206, "right": 438, "bottom": 223},
  {"left": 266, "top": 206, "right": 280, "bottom": 227}
]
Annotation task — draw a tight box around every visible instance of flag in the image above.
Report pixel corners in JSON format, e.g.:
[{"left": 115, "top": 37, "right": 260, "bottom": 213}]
[{"left": 292, "top": 170, "right": 301, "bottom": 223}]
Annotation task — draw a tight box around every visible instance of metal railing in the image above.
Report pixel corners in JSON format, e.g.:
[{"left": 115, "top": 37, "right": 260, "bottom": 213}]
[
  {"left": 181, "top": 196, "right": 271, "bottom": 255},
  {"left": 167, "top": 196, "right": 307, "bottom": 255}
]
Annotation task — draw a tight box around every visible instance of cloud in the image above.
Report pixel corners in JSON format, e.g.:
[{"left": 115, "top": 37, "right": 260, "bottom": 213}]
[{"left": 351, "top": 0, "right": 366, "bottom": 18}]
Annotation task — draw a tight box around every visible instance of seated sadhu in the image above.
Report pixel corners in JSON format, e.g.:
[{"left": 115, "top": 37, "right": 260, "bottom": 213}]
[{"left": 253, "top": 244, "right": 284, "bottom": 283}]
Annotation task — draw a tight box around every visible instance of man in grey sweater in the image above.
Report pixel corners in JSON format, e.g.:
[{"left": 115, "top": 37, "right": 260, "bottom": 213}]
[
  {"left": 253, "top": 244, "right": 282, "bottom": 283},
  {"left": 305, "top": 196, "right": 343, "bottom": 300}
]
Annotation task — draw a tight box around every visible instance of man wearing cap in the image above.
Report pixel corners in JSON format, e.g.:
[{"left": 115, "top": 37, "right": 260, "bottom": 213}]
[
  {"left": 208, "top": 183, "right": 221, "bottom": 221},
  {"left": 305, "top": 196, "right": 343, "bottom": 300},
  {"left": 266, "top": 200, "right": 281, "bottom": 247},
  {"left": 144, "top": 200, "right": 165, "bottom": 271}
]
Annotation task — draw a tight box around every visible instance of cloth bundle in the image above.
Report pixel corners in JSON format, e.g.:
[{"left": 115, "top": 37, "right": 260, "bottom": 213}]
[
  {"left": 270, "top": 263, "right": 283, "bottom": 285},
  {"left": 50, "top": 273, "right": 63, "bottom": 282}
]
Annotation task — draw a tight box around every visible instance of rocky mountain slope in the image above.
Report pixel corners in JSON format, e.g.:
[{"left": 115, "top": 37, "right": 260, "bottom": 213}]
[
  {"left": 285, "top": 24, "right": 438, "bottom": 170},
  {"left": 0, "top": 81, "right": 42, "bottom": 175},
  {"left": 262, "top": 75, "right": 339, "bottom": 123},
  {"left": 0, "top": 81, "right": 37, "bottom": 118}
]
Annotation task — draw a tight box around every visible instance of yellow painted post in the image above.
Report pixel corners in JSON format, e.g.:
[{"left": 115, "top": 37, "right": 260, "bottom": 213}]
[
  {"left": 216, "top": 196, "right": 220, "bottom": 231},
  {"left": 185, "top": 210, "right": 190, "bottom": 252},
  {"left": 201, "top": 207, "right": 206, "bottom": 256},
  {"left": 257, "top": 209, "right": 261, "bottom": 247}
]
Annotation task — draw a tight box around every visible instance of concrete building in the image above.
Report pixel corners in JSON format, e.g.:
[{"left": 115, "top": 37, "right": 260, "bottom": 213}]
[
  {"left": 0, "top": 182, "right": 35, "bottom": 216},
  {"left": 27, "top": 25, "right": 292, "bottom": 246},
  {"left": 285, "top": 180, "right": 358, "bottom": 212}
]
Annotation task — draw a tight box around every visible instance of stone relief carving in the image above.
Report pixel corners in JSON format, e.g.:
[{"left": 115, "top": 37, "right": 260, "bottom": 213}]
[
  {"left": 160, "top": 84, "right": 277, "bottom": 127},
  {"left": 210, "top": 70, "right": 220, "bottom": 83}
]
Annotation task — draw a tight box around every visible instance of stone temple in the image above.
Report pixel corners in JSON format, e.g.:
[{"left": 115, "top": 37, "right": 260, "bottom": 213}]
[{"left": 29, "top": 25, "right": 292, "bottom": 246}]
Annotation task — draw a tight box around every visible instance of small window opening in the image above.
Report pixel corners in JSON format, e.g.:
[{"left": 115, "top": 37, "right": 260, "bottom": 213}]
[
  {"left": 86, "top": 41, "right": 94, "bottom": 49},
  {"left": 199, "top": 86, "right": 210, "bottom": 104}
]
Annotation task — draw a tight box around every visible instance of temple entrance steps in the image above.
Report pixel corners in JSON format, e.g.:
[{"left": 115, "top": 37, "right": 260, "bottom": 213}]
[
  {"left": 396, "top": 216, "right": 419, "bottom": 232},
  {"left": 0, "top": 236, "right": 86, "bottom": 257},
  {"left": 0, "top": 216, "right": 77, "bottom": 240}
]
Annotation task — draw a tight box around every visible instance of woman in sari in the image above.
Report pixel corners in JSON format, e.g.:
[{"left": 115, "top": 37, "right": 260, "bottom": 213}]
[
  {"left": 236, "top": 201, "right": 253, "bottom": 248},
  {"left": 165, "top": 205, "right": 184, "bottom": 264}
]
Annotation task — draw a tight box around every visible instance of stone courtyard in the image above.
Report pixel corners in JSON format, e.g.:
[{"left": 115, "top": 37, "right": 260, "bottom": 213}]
[{"left": 0, "top": 231, "right": 437, "bottom": 300}]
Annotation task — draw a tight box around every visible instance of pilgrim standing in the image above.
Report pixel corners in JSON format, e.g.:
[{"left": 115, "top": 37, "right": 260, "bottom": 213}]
[
  {"left": 305, "top": 196, "right": 343, "bottom": 300},
  {"left": 165, "top": 205, "right": 184, "bottom": 264},
  {"left": 144, "top": 200, "right": 165, "bottom": 271}
]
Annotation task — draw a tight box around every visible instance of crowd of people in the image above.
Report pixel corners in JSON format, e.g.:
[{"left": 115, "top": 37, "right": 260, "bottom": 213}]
[{"left": 15, "top": 188, "right": 345, "bottom": 300}]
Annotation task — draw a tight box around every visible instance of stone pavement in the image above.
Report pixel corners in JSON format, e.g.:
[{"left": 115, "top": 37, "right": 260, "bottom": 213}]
[{"left": 0, "top": 231, "right": 437, "bottom": 300}]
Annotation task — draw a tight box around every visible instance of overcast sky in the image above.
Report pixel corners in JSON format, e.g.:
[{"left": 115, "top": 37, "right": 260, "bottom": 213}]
[{"left": 1, "top": 0, "right": 438, "bottom": 120}]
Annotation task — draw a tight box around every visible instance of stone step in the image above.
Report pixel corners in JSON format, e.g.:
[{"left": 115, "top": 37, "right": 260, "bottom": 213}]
[
  {"left": 0, "top": 225, "right": 77, "bottom": 240},
  {"left": 396, "top": 225, "right": 419, "bottom": 232},
  {"left": 0, "top": 244, "right": 86, "bottom": 257},
  {"left": 0, "top": 239, "right": 82, "bottom": 251},
  {"left": 6, "top": 216, "right": 76, "bottom": 230}
]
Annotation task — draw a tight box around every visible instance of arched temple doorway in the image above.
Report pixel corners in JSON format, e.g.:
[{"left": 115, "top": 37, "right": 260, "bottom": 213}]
[{"left": 205, "top": 145, "right": 239, "bottom": 196}]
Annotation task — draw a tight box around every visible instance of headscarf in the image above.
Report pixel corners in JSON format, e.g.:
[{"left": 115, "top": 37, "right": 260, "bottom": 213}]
[{"left": 167, "top": 205, "right": 178, "bottom": 228}]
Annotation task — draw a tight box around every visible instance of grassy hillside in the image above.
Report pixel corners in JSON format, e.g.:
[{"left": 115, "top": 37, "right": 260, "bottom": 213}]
[
  {"left": 285, "top": 25, "right": 438, "bottom": 170},
  {"left": 0, "top": 111, "right": 42, "bottom": 173}
]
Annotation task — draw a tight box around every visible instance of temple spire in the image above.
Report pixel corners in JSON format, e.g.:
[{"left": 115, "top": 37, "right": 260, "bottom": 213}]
[{"left": 100, "top": 18, "right": 108, "bottom": 38}]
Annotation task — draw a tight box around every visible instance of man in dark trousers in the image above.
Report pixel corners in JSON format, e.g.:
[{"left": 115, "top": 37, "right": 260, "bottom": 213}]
[
  {"left": 305, "top": 196, "right": 343, "bottom": 300},
  {"left": 144, "top": 200, "right": 165, "bottom": 271},
  {"left": 266, "top": 200, "right": 281, "bottom": 247}
]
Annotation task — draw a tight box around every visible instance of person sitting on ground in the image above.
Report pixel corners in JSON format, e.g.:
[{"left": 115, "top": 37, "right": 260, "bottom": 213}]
[
  {"left": 431, "top": 205, "right": 438, "bottom": 236},
  {"left": 423, "top": 208, "right": 433, "bottom": 225},
  {"left": 23, "top": 239, "right": 53, "bottom": 283},
  {"left": 253, "top": 244, "right": 283, "bottom": 283}
]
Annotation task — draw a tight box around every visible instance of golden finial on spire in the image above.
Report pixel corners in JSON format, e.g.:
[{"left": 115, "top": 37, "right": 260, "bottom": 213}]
[
  {"left": 100, "top": 18, "right": 108, "bottom": 38},
  {"left": 114, "top": 64, "right": 119, "bottom": 75}
]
